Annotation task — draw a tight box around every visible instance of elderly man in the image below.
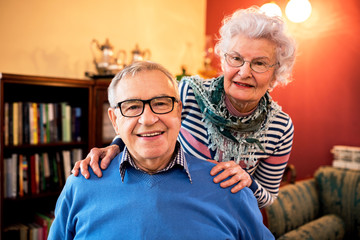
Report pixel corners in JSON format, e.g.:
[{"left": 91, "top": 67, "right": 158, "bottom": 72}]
[{"left": 48, "top": 61, "right": 274, "bottom": 240}]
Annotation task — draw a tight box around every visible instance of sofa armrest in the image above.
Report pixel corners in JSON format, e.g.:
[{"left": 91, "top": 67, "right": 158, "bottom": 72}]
[
  {"left": 263, "top": 178, "right": 320, "bottom": 238},
  {"left": 278, "top": 214, "right": 345, "bottom": 240},
  {"left": 315, "top": 166, "right": 360, "bottom": 239}
]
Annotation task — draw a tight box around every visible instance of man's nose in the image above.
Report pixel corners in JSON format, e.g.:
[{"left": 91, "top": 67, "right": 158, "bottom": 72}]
[{"left": 138, "top": 104, "right": 159, "bottom": 125}]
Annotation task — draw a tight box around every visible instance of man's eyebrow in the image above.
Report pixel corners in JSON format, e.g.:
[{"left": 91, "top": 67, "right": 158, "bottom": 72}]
[{"left": 119, "top": 95, "right": 174, "bottom": 102}]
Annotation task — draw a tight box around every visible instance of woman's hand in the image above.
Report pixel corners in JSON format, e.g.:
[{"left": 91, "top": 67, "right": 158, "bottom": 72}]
[
  {"left": 71, "top": 145, "right": 120, "bottom": 179},
  {"left": 209, "top": 161, "right": 252, "bottom": 193}
]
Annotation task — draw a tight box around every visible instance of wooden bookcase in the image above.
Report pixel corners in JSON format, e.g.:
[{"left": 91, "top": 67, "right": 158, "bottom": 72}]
[
  {"left": 92, "top": 78, "right": 115, "bottom": 148},
  {"left": 0, "top": 73, "right": 97, "bottom": 239}
]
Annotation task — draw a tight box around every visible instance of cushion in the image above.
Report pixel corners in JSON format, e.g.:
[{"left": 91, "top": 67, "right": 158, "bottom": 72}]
[
  {"left": 315, "top": 166, "right": 360, "bottom": 239},
  {"left": 265, "top": 179, "right": 320, "bottom": 238},
  {"left": 277, "top": 214, "right": 345, "bottom": 240}
]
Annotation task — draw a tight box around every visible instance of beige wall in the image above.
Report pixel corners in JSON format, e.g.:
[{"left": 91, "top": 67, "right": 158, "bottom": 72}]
[{"left": 0, "top": 0, "right": 206, "bottom": 79}]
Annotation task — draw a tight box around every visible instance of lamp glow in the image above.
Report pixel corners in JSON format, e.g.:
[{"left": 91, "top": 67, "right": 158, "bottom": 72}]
[
  {"left": 260, "top": 3, "right": 282, "bottom": 17},
  {"left": 285, "top": 0, "right": 312, "bottom": 23}
]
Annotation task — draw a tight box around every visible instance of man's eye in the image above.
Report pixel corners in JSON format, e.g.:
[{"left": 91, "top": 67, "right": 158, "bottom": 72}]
[
  {"left": 128, "top": 105, "right": 141, "bottom": 110},
  {"left": 123, "top": 104, "right": 142, "bottom": 111},
  {"left": 153, "top": 102, "right": 167, "bottom": 107}
]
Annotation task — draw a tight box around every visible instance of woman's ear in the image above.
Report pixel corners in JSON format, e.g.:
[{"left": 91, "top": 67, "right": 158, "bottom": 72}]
[{"left": 268, "top": 76, "right": 277, "bottom": 91}]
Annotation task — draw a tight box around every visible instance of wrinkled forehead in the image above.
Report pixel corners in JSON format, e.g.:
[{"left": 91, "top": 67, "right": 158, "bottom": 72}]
[{"left": 115, "top": 70, "right": 178, "bottom": 101}]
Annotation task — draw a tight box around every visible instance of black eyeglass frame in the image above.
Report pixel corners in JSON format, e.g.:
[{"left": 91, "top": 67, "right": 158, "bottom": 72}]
[
  {"left": 224, "top": 53, "right": 279, "bottom": 73},
  {"left": 116, "top": 96, "right": 178, "bottom": 117}
]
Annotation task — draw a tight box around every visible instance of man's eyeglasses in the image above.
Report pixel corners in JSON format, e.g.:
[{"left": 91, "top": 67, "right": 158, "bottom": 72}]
[
  {"left": 224, "top": 53, "right": 278, "bottom": 73},
  {"left": 116, "top": 96, "right": 178, "bottom": 117}
]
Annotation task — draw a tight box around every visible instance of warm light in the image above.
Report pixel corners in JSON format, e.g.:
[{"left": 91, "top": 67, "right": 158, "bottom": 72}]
[
  {"left": 260, "top": 3, "right": 282, "bottom": 17},
  {"left": 285, "top": 0, "right": 312, "bottom": 23}
]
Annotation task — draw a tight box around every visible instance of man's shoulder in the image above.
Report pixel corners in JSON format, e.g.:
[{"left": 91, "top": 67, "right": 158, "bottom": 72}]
[
  {"left": 184, "top": 153, "right": 253, "bottom": 196},
  {"left": 66, "top": 153, "right": 121, "bottom": 186},
  {"left": 184, "top": 152, "right": 215, "bottom": 172},
  {"left": 184, "top": 153, "right": 256, "bottom": 206}
]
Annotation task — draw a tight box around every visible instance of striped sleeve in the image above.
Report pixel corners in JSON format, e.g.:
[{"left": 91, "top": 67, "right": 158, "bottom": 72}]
[{"left": 251, "top": 114, "right": 294, "bottom": 208}]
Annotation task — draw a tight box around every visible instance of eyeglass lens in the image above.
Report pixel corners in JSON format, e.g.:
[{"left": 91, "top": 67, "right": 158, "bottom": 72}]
[
  {"left": 225, "top": 54, "right": 272, "bottom": 73},
  {"left": 119, "top": 97, "right": 174, "bottom": 117}
]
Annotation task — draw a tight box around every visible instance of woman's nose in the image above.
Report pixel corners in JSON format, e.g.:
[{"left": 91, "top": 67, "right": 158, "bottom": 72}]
[
  {"left": 238, "top": 62, "right": 252, "bottom": 78},
  {"left": 138, "top": 104, "right": 159, "bottom": 125}
]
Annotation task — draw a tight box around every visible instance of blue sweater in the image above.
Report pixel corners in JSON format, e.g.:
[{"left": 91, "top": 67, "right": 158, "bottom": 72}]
[{"left": 48, "top": 152, "right": 274, "bottom": 240}]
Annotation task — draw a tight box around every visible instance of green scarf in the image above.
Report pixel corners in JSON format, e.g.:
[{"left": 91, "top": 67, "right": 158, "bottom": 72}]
[{"left": 183, "top": 75, "right": 280, "bottom": 165}]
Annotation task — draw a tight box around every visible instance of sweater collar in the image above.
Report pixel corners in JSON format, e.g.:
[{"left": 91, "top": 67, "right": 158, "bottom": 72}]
[{"left": 119, "top": 141, "right": 192, "bottom": 183}]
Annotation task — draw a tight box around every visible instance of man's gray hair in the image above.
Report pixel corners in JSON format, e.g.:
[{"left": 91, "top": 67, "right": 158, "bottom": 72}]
[{"left": 108, "top": 61, "right": 179, "bottom": 107}]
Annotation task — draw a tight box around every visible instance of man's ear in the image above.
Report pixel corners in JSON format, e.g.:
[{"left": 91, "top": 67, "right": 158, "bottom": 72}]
[
  {"left": 177, "top": 101, "right": 183, "bottom": 118},
  {"left": 108, "top": 107, "right": 120, "bottom": 135}
]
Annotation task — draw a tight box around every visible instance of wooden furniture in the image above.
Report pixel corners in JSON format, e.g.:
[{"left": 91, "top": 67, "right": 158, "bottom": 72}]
[
  {"left": 0, "top": 73, "right": 115, "bottom": 238},
  {"left": 92, "top": 78, "right": 114, "bottom": 148},
  {"left": 263, "top": 166, "right": 360, "bottom": 239}
]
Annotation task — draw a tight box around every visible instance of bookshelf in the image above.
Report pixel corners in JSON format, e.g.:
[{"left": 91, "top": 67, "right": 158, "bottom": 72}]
[{"left": 0, "top": 73, "right": 95, "bottom": 239}]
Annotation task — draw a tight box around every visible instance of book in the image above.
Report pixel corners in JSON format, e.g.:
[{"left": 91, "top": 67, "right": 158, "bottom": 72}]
[
  {"left": 22, "top": 155, "right": 29, "bottom": 195},
  {"left": 56, "top": 152, "right": 64, "bottom": 187},
  {"left": 30, "top": 102, "right": 39, "bottom": 144},
  {"left": 48, "top": 103, "right": 56, "bottom": 142},
  {"left": 4, "top": 156, "right": 12, "bottom": 197},
  {"left": 30, "top": 154, "right": 41, "bottom": 194},
  {"left": 56, "top": 103, "right": 63, "bottom": 141},
  {"left": 18, "top": 154, "right": 24, "bottom": 197},
  {"left": 61, "top": 102, "right": 72, "bottom": 142},
  {"left": 27, "top": 222, "right": 43, "bottom": 240},
  {"left": 35, "top": 212, "right": 54, "bottom": 240},
  {"left": 23, "top": 102, "right": 30, "bottom": 144},
  {"left": 39, "top": 153, "right": 46, "bottom": 192},
  {"left": 5, "top": 154, "right": 18, "bottom": 198},
  {"left": 72, "top": 148, "right": 83, "bottom": 166},
  {"left": 13, "top": 102, "right": 19, "bottom": 146},
  {"left": 43, "top": 152, "right": 51, "bottom": 190},
  {"left": 38, "top": 103, "right": 44, "bottom": 143},
  {"left": 8, "top": 102, "right": 13, "bottom": 145},
  {"left": 48, "top": 153, "right": 59, "bottom": 189},
  {"left": 4, "top": 102, "right": 9, "bottom": 146},
  {"left": 62, "top": 150, "right": 72, "bottom": 180},
  {"left": 3, "top": 223, "right": 28, "bottom": 240},
  {"left": 18, "top": 102, "right": 23, "bottom": 145},
  {"left": 30, "top": 154, "right": 36, "bottom": 194},
  {"left": 35, "top": 153, "right": 40, "bottom": 194},
  {"left": 74, "top": 107, "right": 82, "bottom": 142},
  {"left": 61, "top": 102, "right": 67, "bottom": 142},
  {"left": 45, "top": 103, "right": 50, "bottom": 143}
]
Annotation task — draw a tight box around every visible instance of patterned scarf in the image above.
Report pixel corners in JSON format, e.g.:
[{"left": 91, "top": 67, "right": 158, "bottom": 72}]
[{"left": 183, "top": 75, "right": 281, "bottom": 167}]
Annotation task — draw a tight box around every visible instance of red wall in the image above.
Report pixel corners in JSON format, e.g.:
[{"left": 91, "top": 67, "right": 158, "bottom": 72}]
[{"left": 206, "top": 0, "right": 360, "bottom": 179}]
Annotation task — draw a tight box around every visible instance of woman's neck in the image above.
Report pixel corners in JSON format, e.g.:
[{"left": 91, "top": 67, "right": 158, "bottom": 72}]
[{"left": 225, "top": 95, "right": 258, "bottom": 116}]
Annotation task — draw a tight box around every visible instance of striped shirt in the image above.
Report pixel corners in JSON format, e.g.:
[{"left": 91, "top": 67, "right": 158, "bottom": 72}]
[{"left": 178, "top": 78, "right": 294, "bottom": 208}]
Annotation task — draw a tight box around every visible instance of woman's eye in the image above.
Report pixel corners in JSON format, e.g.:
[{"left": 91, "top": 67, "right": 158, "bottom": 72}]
[{"left": 253, "top": 61, "right": 267, "bottom": 66}]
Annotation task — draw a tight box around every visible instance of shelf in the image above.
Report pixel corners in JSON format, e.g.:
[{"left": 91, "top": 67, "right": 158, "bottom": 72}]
[{"left": 0, "top": 73, "right": 97, "bottom": 239}]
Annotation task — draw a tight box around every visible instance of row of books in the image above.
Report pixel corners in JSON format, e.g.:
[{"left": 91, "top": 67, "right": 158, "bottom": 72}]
[
  {"left": 4, "top": 101, "right": 82, "bottom": 146},
  {"left": 4, "top": 149, "right": 83, "bottom": 198},
  {"left": 4, "top": 212, "right": 54, "bottom": 240}
]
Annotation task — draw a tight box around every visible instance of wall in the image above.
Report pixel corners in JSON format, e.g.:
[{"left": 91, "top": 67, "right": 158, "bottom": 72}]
[
  {"left": 206, "top": 0, "right": 360, "bottom": 179},
  {"left": 0, "top": 0, "right": 206, "bottom": 78}
]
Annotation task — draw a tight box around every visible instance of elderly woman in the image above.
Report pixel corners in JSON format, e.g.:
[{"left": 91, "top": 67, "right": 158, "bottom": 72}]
[{"left": 73, "top": 6, "right": 296, "bottom": 208}]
